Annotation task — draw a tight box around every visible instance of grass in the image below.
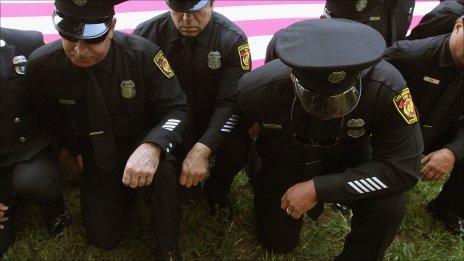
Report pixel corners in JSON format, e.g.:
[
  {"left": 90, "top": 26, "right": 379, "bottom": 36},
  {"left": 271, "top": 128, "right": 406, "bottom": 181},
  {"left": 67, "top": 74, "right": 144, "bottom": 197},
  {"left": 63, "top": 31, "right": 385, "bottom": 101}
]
[{"left": 3, "top": 152, "right": 464, "bottom": 260}]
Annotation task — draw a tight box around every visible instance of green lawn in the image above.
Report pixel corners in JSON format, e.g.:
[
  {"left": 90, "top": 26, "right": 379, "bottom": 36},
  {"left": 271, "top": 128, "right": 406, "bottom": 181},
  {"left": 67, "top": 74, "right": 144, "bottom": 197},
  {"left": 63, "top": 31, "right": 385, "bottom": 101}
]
[{"left": 3, "top": 152, "right": 463, "bottom": 260}]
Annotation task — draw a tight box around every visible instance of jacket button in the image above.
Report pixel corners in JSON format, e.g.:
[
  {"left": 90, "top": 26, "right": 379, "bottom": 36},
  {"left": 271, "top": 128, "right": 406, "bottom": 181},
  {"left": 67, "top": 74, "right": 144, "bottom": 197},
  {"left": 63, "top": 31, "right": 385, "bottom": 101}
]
[
  {"left": 19, "top": 136, "right": 26, "bottom": 143},
  {"left": 14, "top": 117, "right": 21, "bottom": 124}
]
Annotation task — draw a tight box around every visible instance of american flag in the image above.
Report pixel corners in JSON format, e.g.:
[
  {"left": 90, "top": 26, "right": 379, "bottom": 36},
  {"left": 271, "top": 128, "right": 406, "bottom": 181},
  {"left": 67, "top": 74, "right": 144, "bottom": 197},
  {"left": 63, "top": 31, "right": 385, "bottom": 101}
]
[{"left": 0, "top": 0, "right": 439, "bottom": 68}]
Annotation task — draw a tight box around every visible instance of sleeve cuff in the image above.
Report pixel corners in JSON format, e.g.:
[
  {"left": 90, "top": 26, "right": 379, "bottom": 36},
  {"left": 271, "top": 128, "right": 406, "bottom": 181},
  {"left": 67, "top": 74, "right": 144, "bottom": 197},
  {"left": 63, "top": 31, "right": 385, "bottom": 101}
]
[
  {"left": 313, "top": 174, "right": 344, "bottom": 203},
  {"left": 444, "top": 142, "right": 464, "bottom": 162}
]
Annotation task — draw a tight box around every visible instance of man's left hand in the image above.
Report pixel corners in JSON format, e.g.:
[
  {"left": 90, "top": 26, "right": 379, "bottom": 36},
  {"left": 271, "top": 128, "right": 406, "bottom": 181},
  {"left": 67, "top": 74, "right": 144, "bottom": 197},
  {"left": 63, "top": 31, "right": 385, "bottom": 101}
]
[
  {"left": 122, "top": 142, "right": 161, "bottom": 188},
  {"left": 179, "top": 142, "right": 212, "bottom": 188},
  {"left": 281, "top": 180, "right": 318, "bottom": 219},
  {"left": 421, "top": 148, "right": 456, "bottom": 181}
]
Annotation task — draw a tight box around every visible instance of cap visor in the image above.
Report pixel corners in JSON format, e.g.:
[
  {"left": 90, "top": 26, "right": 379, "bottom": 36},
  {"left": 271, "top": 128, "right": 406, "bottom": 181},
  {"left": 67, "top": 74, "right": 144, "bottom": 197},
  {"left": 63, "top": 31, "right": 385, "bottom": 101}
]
[
  {"left": 294, "top": 78, "right": 362, "bottom": 119},
  {"left": 167, "top": 0, "right": 210, "bottom": 12},
  {"left": 53, "top": 12, "right": 110, "bottom": 40}
]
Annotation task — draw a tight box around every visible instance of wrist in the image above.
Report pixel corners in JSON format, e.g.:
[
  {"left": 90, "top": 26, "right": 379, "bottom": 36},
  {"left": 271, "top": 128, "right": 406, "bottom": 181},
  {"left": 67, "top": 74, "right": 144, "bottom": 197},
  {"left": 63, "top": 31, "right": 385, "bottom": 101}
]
[
  {"left": 143, "top": 142, "right": 162, "bottom": 157},
  {"left": 191, "top": 142, "right": 212, "bottom": 158},
  {"left": 443, "top": 148, "right": 457, "bottom": 163}
]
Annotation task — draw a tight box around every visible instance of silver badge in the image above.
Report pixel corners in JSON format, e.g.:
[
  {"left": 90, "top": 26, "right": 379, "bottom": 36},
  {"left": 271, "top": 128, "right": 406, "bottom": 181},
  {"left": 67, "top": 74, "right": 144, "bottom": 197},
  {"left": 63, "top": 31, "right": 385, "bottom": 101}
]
[
  {"left": 207, "top": 51, "right": 221, "bottom": 70},
  {"left": 356, "top": 0, "right": 368, "bottom": 11},
  {"left": 73, "top": 0, "right": 87, "bottom": 6},
  {"left": 13, "top": 55, "right": 27, "bottom": 75},
  {"left": 0, "top": 39, "right": 5, "bottom": 48},
  {"left": 347, "top": 118, "right": 365, "bottom": 138},
  {"left": 328, "top": 71, "right": 347, "bottom": 84},
  {"left": 120, "top": 80, "right": 136, "bottom": 99}
]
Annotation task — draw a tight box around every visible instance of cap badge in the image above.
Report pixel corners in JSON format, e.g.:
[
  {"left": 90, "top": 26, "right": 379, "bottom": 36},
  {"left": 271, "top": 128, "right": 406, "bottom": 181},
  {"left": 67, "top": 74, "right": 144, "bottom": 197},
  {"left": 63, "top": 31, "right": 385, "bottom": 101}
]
[
  {"left": 13, "top": 55, "right": 27, "bottom": 75},
  {"left": 0, "top": 39, "right": 6, "bottom": 48},
  {"left": 356, "top": 0, "right": 368, "bottom": 12},
  {"left": 238, "top": 43, "right": 251, "bottom": 71},
  {"left": 328, "top": 71, "right": 347, "bottom": 84},
  {"left": 393, "top": 88, "right": 418, "bottom": 125},
  {"left": 208, "top": 51, "right": 221, "bottom": 70},
  {"left": 73, "top": 0, "right": 87, "bottom": 6},
  {"left": 120, "top": 80, "right": 136, "bottom": 99},
  {"left": 346, "top": 118, "right": 365, "bottom": 138},
  {"left": 154, "top": 50, "right": 175, "bottom": 78}
]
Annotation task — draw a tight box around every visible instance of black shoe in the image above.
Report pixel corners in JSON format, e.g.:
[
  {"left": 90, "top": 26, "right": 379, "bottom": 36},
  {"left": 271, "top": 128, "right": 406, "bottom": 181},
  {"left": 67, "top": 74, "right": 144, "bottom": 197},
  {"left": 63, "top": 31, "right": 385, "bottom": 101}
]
[
  {"left": 332, "top": 203, "right": 351, "bottom": 213},
  {"left": 49, "top": 209, "right": 72, "bottom": 237},
  {"left": 209, "top": 199, "right": 233, "bottom": 223},
  {"left": 155, "top": 250, "right": 182, "bottom": 261},
  {"left": 426, "top": 201, "right": 464, "bottom": 236}
]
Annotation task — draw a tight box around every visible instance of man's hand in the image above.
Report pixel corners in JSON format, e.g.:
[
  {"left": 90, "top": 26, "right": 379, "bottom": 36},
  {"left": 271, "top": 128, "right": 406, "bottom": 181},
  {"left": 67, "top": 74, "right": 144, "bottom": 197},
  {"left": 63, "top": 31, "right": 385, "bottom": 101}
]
[
  {"left": 179, "top": 142, "right": 212, "bottom": 188},
  {"left": 122, "top": 142, "right": 161, "bottom": 189},
  {"left": 74, "top": 154, "right": 84, "bottom": 171},
  {"left": 421, "top": 148, "right": 456, "bottom": 181},
  {"left": 281, "top": 180, "right": 318, "bottom": 219},
  {"left": 0, "top": 202, "right": 9, "bottom": 230}
]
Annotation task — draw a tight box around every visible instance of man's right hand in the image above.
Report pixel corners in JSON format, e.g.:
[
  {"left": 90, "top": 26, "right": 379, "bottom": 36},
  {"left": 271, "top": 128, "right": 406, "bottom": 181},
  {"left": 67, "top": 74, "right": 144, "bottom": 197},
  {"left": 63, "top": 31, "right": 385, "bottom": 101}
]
[
  {"left": 74, "top": 154, "right": 84, "bottom": 171},
  {"left": 0, "top": 202, "right": 9, "bottom": 230}
]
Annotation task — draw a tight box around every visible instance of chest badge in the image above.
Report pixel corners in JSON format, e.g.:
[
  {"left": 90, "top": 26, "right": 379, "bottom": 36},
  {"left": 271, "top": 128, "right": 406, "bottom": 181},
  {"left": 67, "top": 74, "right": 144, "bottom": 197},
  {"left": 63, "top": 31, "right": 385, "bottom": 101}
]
[
  {"left": 356, "top": 0, "right": 368, "bottom": 12},
  {"left": 13, "top": 55, "right": 27, "bottom": 75},
  {"left": 207, "top": 51, "right": 221, "bottom": 70},
  {"left": 73, "top": 0, "right": 87, "bottom": 6},
  {"left": 347, "top": 118, "right": 365, "bottom": 138},
  {"left": 0, "top": 39, "right": 5, "bottom": 48},
  {"left": 120, "top": 80, "right": 136, "bottom": 99}
]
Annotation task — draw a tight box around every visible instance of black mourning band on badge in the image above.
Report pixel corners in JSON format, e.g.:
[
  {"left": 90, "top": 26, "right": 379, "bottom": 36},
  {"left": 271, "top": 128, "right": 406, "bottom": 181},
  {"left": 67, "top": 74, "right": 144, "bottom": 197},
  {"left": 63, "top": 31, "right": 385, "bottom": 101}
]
[
  {"left": 293, "top": 75, "right": 362, "bottom": 119},
  {"left": 53, "top": 11, "right": 111, "bottom": 41}
]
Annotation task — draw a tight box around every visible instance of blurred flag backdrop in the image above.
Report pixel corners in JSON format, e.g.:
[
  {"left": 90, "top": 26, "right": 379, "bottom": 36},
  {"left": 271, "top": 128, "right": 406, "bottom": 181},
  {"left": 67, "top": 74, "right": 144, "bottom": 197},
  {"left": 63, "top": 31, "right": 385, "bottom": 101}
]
[{"left": 0, "top": 0, "right": 439, "bottom": 68}]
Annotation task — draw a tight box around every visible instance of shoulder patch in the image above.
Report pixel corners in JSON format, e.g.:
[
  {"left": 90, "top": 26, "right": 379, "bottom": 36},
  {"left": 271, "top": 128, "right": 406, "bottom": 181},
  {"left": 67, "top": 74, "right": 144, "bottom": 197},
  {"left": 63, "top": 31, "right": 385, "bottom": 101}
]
[
  {"left": 393, "top": 88, "right": 418, "bottom": 124},
  {"left": 238, "top": 43, "right": 251, "bottom": 71},
  {"left": 154, "top": 50, "right": 174, "bottom": 78}
]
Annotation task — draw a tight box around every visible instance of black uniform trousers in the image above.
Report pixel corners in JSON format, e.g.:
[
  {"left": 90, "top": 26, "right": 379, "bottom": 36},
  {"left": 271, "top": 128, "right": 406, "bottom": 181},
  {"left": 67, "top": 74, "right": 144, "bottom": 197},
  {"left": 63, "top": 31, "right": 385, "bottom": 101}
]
[
  {"left": 205, "top": 131, "right": 251, "bottom": 205},
  {"left": 252, "top": 154, "right": 405, "bottom": 260},
  {"left": 433, "top": 161, "right": 464, "bottom": 217},
  {"left": 0, "top": 147, "right": 64, "bottom": 256},
  {"left": 80, "top": 142, "right": 180, "bottom": 252}
]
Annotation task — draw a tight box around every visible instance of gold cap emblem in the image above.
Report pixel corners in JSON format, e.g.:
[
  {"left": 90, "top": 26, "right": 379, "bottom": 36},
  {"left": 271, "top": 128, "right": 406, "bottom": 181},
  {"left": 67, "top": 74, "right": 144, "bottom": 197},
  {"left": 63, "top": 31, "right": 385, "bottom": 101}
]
[
  {"left": 356, "top": 0, "right": 368, "bottom": 12},
  {"left": 73, "top": 0, "right": 87, "bottom": 6},
  {"left": 328, "top": 71, "right": 347, "bottom": 84},
  {"left": 120, "top": 80, "right": 136, "bottom": 99}
]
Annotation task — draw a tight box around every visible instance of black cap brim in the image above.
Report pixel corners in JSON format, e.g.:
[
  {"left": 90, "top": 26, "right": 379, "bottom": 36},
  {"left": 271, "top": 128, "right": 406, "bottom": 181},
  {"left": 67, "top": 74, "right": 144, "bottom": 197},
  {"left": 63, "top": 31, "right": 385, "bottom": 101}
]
[
  {"left": 53, "top": 11, "right": 110, "bottom": 40},
  {"left": 165, "top": 0, "right": 210, "bottom": 12}
]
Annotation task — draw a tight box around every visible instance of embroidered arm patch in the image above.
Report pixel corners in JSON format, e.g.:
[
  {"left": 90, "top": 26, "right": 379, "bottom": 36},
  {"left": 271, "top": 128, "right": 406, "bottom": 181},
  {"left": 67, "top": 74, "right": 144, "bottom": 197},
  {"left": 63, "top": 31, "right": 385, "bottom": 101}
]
[{"left": 393, "top": 88, "right": 418, "bottom": 124}]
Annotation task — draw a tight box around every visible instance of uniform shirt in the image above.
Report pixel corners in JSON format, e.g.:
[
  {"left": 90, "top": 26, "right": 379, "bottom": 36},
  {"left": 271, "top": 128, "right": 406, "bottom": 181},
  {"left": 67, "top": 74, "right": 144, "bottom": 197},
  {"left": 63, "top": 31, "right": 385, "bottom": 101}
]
[
  {"left": 133, "top": 12, "right": 251, "bottom": 152},
  {"left": 408, "top": 0, "right": 464, "bottom": 40},
  {"left": 384, "top": 34, "right": 464, "bottom": 162},
  {"left": 27, "top": 31, "right": 188, "bottom": 157},
  {"left": 0, "top": 27, "right": 57, "bottom": 168},
  {"left": 235, "top": 59, "right": 423, "bottom": 203}
]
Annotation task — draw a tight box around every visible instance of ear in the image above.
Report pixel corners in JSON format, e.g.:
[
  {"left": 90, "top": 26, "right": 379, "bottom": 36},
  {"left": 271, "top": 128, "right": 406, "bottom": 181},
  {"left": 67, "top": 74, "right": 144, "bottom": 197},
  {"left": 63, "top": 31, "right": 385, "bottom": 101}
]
[{"left": 108, "top": 18, "right": 117, "bottom": 39}]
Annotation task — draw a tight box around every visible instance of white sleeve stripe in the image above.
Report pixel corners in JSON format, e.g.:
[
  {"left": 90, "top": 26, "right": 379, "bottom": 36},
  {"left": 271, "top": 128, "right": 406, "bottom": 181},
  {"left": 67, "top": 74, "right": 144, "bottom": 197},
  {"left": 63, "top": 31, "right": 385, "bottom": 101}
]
[
  {"left": 228, "top": 118, "right": 238, "bottom": 122},
  {"left": 166, "top": 119, "right": 181, "bottom": 123},
  {"left": 162, "top": 123, "right": 178, "bottom": 127},
  {"left": 221, "top": 128, "right": 232, "bottom": 132},
  {"left": 366, "top": 178, "right": 382, "bottom": 190},
  {"left": 163, "top": 127, "right": 174, "bottom": 131},
  {"left": 353, "top": 180, "right": 370, "bottom": 192},
  {"left": 348, "top": 182, "right": 364, "bottom": 194},
  {"left": 360, "top": 179, "right": 375, "bottom": 191},
  {"left": 222, "top": 125, "right": 234, "bottom": 129},
  {"left": 225, "top": 121, "right": 236, "bottom": 125},
  {"left": 372, "top": 177, "right": 388, "bottom": 188}
]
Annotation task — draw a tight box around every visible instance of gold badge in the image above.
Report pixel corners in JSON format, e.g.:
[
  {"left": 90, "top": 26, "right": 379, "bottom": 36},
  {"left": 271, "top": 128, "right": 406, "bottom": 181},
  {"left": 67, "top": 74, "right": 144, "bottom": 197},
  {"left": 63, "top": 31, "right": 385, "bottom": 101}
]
[
  {"left": 356, "top": 0, "right": 368, "bottom": 11},
  {"left": 13, "top": 55, "right": 27, "bottom": 75},
  {"left": 0, "top": 39, "right": 5, "bottom": 48},
  {"left": 73, "top": 0, "right": 87, "bottom": 6},
  {"left": 154, "top": 51, "right": 174, "bottom": 78},
  {"left": 393, "top": 88, "right": 418, "bottom": 124},
  {"left": 238, "top": 44, "right": 251, "bottom": 71},
  {"left": 347, "top": 118, "right": 365, "bottom": 138},
  {"left": 120, "top": 80, "right": 136, "bottom": 99},
  {"left": 208, "top": 51, "right": 221, "bottom": 70},
  {"left": 328, "top": 71, "right": 347, "bottom": 84}
]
